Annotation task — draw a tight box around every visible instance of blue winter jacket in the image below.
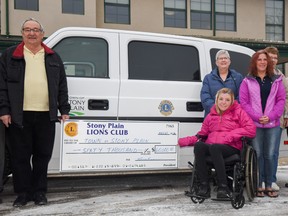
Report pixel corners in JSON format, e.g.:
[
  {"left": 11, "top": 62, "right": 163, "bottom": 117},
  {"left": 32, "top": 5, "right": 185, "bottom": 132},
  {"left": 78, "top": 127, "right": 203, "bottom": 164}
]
[{"left": 200, "top": 68, "right": 243, "bottom": 117}]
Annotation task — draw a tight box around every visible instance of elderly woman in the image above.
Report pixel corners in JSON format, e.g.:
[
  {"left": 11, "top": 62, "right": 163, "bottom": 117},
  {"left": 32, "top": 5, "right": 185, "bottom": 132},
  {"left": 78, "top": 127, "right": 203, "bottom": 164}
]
[
  {"left": 201, "top": 50, "right": 243, "bottom": 117},
  {"left": 240, "top": 50, "right": 286, "bottom": 198},
  {"left": 179, "top": 88, "right": 256, "bottom": 199}
]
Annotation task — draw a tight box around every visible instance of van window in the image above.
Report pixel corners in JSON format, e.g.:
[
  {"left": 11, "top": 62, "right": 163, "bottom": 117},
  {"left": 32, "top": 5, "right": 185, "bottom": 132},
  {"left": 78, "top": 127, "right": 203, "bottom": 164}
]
[
  {"left": 53, "top": 37, "right": 109, "bottom": 78},
  {"left": 128, "top": 41, "right": 200, "bottom": 81},
  {"left": 210, "top": 48, "right": 251, "bottom": 76}
]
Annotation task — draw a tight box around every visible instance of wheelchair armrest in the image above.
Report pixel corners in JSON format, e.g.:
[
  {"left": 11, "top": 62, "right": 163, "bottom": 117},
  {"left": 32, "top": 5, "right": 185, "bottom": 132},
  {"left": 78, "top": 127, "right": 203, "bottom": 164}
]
[
  {"left": 241, "top": 136, "right": 253, "bottom": 146},
  {"left": 196, "top": 134, "right": 208, "bottom": 142}
]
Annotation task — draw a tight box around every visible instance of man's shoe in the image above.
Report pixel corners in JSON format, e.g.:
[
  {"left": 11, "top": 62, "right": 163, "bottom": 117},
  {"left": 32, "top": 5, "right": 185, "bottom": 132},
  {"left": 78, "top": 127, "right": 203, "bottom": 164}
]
[
  {"left": 13, "top": 193, "right": 31, "bottom": 207},
  {"left": 196, "top": 183, "right": 211, "bottom": 198},
  {"left": 272, "top": 182, "right": 280, "bottom": 191},
  {"left": 34, "top": 192, "right": 47, "bottom": 205},
  {"left": 217, "top": 184, "right": 231, "bottom": 199}
]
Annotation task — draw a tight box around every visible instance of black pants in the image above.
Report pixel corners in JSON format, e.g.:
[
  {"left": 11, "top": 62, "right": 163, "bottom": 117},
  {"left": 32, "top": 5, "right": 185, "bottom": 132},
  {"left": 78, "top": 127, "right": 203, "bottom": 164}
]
[
  {"left": 8, "top": 111, "right": 55, "bottom": 194},
  {"left": 194, "top": 141, "right": 239, "bottom": 186},
  {"left": 0, "top": 123, "right": 5, "bottom": 192}
]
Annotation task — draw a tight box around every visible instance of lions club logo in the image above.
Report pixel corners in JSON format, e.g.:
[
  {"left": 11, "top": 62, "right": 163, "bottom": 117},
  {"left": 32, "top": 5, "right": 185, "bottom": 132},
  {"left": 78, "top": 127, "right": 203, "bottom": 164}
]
[
  {"left": 158, "top": 100, "right": 174, "bottom": 116},
  {"left": 64, "top": 122, "right": 78, "bottom": 137}
]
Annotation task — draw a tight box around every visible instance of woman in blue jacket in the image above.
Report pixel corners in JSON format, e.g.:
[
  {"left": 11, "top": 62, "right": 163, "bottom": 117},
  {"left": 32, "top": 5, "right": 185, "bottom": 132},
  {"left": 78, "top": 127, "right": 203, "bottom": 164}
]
[{"left": 200, "top": 50, "right": 243, "bottom": 117}]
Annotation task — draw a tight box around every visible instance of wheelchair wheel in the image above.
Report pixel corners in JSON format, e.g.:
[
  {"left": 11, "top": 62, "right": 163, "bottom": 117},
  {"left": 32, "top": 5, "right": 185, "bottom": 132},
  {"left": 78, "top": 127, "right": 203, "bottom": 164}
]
[
  {"left": 245, "top": 145, "right": 258, "bottom": 201},
  {"left": 190, "top": 196, "right": 205, "bottom": 204},
  {"left": 232, "top": 163, "right": 241, "bottom": 193},
  {"left": 231, "top": 195, "right": 245, "bottom": 209}
]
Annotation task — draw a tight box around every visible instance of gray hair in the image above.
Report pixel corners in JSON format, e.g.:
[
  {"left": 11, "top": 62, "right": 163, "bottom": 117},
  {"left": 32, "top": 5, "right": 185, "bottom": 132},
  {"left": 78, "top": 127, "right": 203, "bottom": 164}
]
[
  {"left": 215, "top": 50, "right": 230, "bottom": 61},
  {"left": 21, "top": 18, "right": 44, "bottom": 32}
]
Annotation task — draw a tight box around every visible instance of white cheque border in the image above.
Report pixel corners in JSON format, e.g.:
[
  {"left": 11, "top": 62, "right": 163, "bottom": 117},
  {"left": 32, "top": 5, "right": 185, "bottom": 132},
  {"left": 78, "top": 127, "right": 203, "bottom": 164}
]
[{"left": 60, "top": 120, "right": 179, "bottom": 172}]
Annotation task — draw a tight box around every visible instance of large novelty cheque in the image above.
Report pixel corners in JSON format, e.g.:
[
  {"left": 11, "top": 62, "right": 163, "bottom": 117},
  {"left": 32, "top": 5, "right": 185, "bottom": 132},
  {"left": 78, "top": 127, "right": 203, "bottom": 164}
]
[{"left": 60, "top": 120, "right": 179, "bottom": 171}]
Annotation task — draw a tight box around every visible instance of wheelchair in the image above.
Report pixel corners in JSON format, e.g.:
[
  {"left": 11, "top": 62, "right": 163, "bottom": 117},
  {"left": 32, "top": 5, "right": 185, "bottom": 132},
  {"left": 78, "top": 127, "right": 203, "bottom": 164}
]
[{"left": 184, "top": 137, "right": 258, "bottom": 209}]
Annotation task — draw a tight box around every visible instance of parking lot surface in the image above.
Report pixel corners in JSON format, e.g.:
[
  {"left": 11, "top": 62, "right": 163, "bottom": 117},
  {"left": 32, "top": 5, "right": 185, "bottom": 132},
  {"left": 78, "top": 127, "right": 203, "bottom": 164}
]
[{"left": 1, "top": 167, "right": 288, "bottom": 215}]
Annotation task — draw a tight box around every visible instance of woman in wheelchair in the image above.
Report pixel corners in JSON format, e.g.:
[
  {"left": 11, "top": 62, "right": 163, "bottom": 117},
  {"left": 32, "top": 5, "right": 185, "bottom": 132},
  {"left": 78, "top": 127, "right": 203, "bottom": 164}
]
[{"left": 178, "top": 88, "right": 256, "bottom": 199}]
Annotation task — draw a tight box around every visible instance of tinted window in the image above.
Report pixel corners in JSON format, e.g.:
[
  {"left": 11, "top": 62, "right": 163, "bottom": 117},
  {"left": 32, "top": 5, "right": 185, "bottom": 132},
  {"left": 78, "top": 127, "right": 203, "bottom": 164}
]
[
  {"left": 190, "top": 0, "right": 211, "bottom": 30},
  {"left": 15, "top": 0, "right": 39, "bottom": 11},
  {"left": 164, "top": 0, "right": 187, "bottom": 28},
  {"left": 215, "top": 0, "right": 236, "bottom": 31},
  {"left": 53, "top": 37, "right": 108, "bottom": 78},
  {"left": 105, "top": 0, "right": 130, "bottom": 24},
  {"left": 128, "top": 41, "right": 200, "bottom": 81},
  {"left": 62, "top": 0, "right": 84, "bottom": 15},
  {"left": 210, "top": 48, "right": 251, "bottom": 76}
]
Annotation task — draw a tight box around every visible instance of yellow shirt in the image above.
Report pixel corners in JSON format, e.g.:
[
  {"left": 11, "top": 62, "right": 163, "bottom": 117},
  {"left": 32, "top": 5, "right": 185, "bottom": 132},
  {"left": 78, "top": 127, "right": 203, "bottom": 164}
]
[{"left": 23, "top": 46, "right": 49, "bottom": 111}]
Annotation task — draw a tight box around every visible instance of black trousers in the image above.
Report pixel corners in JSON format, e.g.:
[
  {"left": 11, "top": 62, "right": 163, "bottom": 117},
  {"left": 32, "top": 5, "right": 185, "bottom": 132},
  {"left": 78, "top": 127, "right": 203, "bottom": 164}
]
[
  {"left": 8, "top": 111, "right": 55, "bottom": 194},
  {"left": 194, "top": 141, "right": 239, "bottom": 186},
  {"left": 0, "top": 123, "right": 5, "bottom": 192}
]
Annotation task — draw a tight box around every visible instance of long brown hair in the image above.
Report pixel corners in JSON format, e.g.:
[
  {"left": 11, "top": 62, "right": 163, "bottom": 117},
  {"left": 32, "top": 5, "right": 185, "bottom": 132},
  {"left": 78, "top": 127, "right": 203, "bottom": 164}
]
[
  {"left": 215, "top": 88, "right": 235, "bottom": 114},
  {"left": 248, "top": 50, "right": 274, "bottom": 77}
]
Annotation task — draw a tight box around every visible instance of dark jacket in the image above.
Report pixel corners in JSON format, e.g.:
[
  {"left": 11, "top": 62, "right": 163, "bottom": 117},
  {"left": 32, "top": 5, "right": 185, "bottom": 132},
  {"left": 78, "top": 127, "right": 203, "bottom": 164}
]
[
  {"left": 200, "top": 68, "right": 243, "bottom": 117},
  {"left": 0, "top": 42, "right": 70, "bottom": 127}
]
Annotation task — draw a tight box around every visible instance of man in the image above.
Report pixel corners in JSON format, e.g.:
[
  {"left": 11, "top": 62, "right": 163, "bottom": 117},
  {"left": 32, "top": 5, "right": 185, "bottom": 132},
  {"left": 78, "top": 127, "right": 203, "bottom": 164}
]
[
  {"left": 0, "top": 123, "right": 4, "bottom": 204},
  {"left": 0, "top": 18, "right": 70, "bottom": 207},
  {"left": 264, "top": 46, "right": 288, "bottom": 191}
]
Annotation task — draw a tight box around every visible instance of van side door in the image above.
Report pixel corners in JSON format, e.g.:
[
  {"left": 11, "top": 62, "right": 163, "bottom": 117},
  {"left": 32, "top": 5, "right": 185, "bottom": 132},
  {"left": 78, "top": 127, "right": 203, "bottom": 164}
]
[
  {"left": 118, "top": 33, "right": 207, "bottom": 168},
  {"left": 45, "top": 30, "right": 120, "bottom": 172}
]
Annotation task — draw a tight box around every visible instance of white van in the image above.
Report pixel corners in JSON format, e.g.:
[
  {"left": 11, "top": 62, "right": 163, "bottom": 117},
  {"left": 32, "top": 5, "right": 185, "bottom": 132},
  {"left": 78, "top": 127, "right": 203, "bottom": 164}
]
[{"left": 1, "top": 27, "right": 255, "bottom": 177}]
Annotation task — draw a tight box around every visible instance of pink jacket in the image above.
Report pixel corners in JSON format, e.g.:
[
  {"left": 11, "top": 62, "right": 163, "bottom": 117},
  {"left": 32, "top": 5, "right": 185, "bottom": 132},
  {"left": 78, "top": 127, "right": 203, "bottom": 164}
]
[
  {"left": 239, "top": 75, "right": 286, "bottom": 128},
  {"left": 179, "top": 101, "right": 256, "bottom": 150}
]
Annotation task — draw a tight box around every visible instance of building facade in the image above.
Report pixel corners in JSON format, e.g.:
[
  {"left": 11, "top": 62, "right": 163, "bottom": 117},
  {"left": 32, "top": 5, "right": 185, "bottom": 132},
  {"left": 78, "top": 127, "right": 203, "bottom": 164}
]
[{"left": 0, "top": 0, "right": 288, "bottom": 65}]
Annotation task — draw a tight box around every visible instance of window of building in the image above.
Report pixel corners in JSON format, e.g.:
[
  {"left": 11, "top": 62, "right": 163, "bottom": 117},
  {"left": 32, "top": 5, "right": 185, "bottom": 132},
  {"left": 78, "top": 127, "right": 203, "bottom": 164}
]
[
  {"left": 104, "top": 0, "right": 130, "bottom": 24},
  {"left": 266, "top": 0, "right": 284, "bottom": 41},
  {"left": 164, "top": 0, "right": 187, "bottom": 28},
  {"left": 53, "top": 37, "right": 109, "bottom": 78},
  {"left": 190, "top": 0, "right": 211, "bottom": 30},
  {"left": 128, "top": 41, "right": 200, "bottom": 81},
  {"left": 215, "top": 0, "right": 236, "bottom": 31},
  {"left": 15, "top": 0, "right": 38, "bottom": 11},
  {"left": 62, "top": 0, "right": 84, "bottom": 15}
]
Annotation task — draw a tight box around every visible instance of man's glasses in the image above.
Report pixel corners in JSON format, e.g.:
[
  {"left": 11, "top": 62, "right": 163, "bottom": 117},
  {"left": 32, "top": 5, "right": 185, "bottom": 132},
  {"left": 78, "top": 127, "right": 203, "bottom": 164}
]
[{"left": 22, "top": 28, "right": 43, "bottom": 33}]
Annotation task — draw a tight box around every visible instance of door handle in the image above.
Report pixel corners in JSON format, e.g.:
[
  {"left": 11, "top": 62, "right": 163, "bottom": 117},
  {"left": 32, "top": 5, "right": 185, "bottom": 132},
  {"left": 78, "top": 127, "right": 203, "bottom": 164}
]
[
  {"left": 88, "top": 99, "right": 109, "bottom": 110},
  {"left": 186, "top": 102, "right": 203, "bottom": 112}
]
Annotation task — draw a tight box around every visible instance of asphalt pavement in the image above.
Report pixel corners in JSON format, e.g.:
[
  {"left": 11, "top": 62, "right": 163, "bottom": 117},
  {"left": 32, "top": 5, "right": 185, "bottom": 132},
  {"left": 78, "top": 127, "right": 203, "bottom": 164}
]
[{"left": 1, "top": 166, "right": 288, "bottom": 216}]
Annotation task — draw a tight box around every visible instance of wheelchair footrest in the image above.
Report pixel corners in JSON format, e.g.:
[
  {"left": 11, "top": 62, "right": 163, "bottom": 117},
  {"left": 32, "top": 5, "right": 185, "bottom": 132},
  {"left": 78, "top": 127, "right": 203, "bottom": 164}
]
[
  {"left": 185, "top": 191, "right": 210, "bottom": 199},
  {"left": 211, "top": 197, "right": 231, "bottom": 202},
  {"left": 184, "top": 191, "right": 193, "bottom": 197}
]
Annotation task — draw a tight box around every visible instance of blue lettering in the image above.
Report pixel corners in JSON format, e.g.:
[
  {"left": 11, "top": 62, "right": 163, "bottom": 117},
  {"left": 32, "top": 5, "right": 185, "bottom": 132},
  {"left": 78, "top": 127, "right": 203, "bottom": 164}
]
[
  {"left": 87, "top": 129, "right": 108, "bottom": 135},
  {"left": 110, "top": 130, "right": 128, "bottom": 135}
]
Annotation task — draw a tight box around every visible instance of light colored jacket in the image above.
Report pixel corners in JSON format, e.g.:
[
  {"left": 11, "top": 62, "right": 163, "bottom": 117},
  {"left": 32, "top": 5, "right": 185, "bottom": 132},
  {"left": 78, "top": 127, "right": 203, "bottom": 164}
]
[{"left": 239, "top": 75, "right": 286, "bottom": 128}]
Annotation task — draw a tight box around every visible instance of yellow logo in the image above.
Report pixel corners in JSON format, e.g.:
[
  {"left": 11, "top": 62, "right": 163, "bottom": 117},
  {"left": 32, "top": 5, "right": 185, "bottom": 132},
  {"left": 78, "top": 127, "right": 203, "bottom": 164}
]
[
  {"left": 64, "top": 122, "right": 78, "bottom": 137},
  {"left": 158, "top": 100, "right": 174, "bottom": 116}
]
